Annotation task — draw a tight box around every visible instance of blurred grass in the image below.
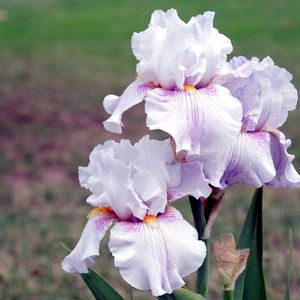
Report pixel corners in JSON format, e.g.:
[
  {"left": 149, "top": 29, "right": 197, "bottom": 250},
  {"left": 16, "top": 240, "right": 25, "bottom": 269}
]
[{"left": 0, "top": 0, "right": 299, "bottom": 299}]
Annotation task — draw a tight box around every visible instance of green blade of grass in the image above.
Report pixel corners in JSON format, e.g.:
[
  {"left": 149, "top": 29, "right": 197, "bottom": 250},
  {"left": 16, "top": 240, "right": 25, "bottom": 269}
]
[
  {"left": 158, "top": 288, "right": 206, "bottom": 300},
  {"left": 233, "top": 187, "right": 267, "bottom": 300},
  {"left": 284, "top": 229, "right": 293, "bottom": 300},
  {"left": 62, "top": 243, "right": 124, "bottom": 300}
]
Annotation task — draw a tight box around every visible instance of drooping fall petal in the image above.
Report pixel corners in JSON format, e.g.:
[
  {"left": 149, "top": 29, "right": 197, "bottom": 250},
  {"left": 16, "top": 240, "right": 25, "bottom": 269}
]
[
  {"left": 62, "top": 210, "right": 118, "bottom": 273},
  {"left": 145, "top": 84, "right": 242, "bottom": 155},
  {"left": 109, "top": 207, "right": 206, "bottom": 296}
]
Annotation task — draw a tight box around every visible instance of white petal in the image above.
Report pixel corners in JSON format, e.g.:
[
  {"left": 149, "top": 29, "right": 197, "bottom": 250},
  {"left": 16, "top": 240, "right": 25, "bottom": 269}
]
[
  {"left": 145, "top": 84, "right": 242, "bottom": 154},
  {"left": 132, "top": 9, "right": 232, "bottom": 90},
  {"left": 103, "top": 80, "right": 153, "bottom": 134},
  {"left": 268, "top": 131, "right": 300, "bottom": 189},
  {"left": 220, "top": 56, "right": 298, "bottom": 131},
  {"left": 200, "top": 132, "right": 276, "bottom": 188},
  {"left": 79, "top": 145, "right": 148, "bottom": 220},
  {"left": 103, "top": 95, "right": 119, "bottom": 114},
  {"left": 168, "top": 160, "right": 212, "bottom": 200},
  {"left": 109, "top": 207, "right": 206, "bottom": 296},
  {"left": 62, "top": 213, "right": 117, "bottom": 273},
  {"left": 132, "top": 136, "right": 173, "bottom": 215},
  {"left": 102, "top": 139, "right": 138, "bottom": 166}
]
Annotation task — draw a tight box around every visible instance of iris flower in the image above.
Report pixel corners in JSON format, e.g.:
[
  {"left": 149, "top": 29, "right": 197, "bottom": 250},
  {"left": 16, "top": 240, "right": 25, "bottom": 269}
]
[
  {"left": 200, "top": 56, "right": 300, "bottom": 189},
  {"left": 103, "top": 9, "right": 243, "bottom": 155},
  {"left": 62, "top": 136, "right": 209, "bottom": 296}
]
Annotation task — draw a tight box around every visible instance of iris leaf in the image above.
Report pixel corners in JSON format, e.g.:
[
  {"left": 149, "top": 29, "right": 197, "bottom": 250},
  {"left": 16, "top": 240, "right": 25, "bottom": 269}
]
[
  {"left": 62, "top": 243, "right": 124, "bottom": 300},
  {"left": 158, "top": 288, "right": 206, "bottom": 300},
  {"left": 233, "top": 187, "right": 267, "bottom": 300}
]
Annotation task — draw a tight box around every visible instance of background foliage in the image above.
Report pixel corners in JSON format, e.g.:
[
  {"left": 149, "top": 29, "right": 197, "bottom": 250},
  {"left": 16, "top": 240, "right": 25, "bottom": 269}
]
[{"left": 0, "top": 0, "right": 299, "bottom": 299}]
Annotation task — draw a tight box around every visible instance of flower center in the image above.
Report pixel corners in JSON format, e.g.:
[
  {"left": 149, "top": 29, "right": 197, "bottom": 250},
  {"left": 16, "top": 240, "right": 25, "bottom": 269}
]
[
  {"left": 143, "top": 214, "right": 159, "bottom": 226},
  {"left": 87, "top": 206, "right": 114, "bottom": 218},
  {"left": 184, "top": 84, "right": 197, "bottom": 92}
]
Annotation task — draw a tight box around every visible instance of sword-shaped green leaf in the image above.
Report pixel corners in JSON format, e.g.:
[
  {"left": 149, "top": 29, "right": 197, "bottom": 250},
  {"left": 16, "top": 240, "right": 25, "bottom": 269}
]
[
  {"left": 233, "top": 187, "right": 267, "bottom": 300},
  {"left": 158, "top": 288, "right": 206, "bottom": 300},
  {"left": 62, "top": 243, "right": 124, "bottom": 300}
]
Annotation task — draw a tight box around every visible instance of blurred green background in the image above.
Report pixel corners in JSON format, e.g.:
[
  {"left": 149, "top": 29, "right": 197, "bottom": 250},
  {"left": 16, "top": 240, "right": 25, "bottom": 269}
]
[{"left": 0, "top": 0, "right": 299, "bottom": 299}]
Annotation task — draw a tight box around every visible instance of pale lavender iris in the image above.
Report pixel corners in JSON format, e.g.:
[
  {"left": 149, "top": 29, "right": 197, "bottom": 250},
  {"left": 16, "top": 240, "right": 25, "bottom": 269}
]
[
  {"left": 62, "top": 136, "right": 208, "bottom": 296},
  {"left": 103, "top": 9, "right": 243, "bottom": 155},
  {"left": 200, "top": 56, "right": 300, "bottom": 189}
]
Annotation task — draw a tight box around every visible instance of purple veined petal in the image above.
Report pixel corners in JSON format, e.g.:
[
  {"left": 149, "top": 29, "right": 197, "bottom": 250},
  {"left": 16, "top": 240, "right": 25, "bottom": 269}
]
[
  {"left": 103, "top": 80, "right": 154, "bottom": 134},
  {"left": 79, "top": 148, "right": 148, "bottom": 220},
  {"left": 62, "top": 211, "right": 118, "bottom": 273},
  {"left": 145, "top": 84, "right": 242, "bottom": 155},
  {"left": 167, "top": 160, "right": 211, "bottom": 201},
  {"left": 268, "top": 131, "right": 300, "bottom": 189},
  {"left": 109, "top": 206, "right": 206, "bottom": 297},
  {"left": 200, "top": 132, "right": 276, "bottom": 188}
]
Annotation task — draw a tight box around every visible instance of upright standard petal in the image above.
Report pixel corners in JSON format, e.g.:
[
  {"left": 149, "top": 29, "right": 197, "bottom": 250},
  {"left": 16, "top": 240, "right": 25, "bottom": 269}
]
[
  {"left": 221, "top": 56, "right": 298, "bottom": 131},
  {"left": 200, "top": 132, "right": 276, "bottom": 188},
  {"left": 145, "top": 84, "right": 242, "bottom": 154},
  {"left": 268, "top": 131, "right": 300, "bottom": 189},
  {"left": 167, "top": 160, "right": 211, "bottom": 200},
  {"left": 109, "top": 207, "right": 206, "bottom": 296},
  {"left": 103, "top": 80, "right": 154, "bottom": 134},
  {"left": 132, "top": 136, "right": 173, "bottom": 215},
  {"left": 62, "top": 209, "right": 118, "bottom": 273},
  {"left": 79, "top": 146, "right": 148, "bottom": 220},
  {"left": 132, "top": 9, "right": 232, "bottom": 90}
]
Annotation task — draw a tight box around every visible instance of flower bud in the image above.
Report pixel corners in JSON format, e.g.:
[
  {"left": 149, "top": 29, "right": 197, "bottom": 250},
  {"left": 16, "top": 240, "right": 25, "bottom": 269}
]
[{"left": 212, "top": 233, "right": 249, "bottom": 289}]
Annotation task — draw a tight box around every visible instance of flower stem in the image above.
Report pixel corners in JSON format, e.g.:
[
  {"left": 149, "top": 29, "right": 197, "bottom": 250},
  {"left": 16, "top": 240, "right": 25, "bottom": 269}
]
[
  {"left": 223, "top": 289, "right": 233, "bottom": 300},
  {"left": 189, "top": 196, "right": 209, "bottom": 297},
  {"left": 196, "top": 238, "right": 210, "bottom": 298}
]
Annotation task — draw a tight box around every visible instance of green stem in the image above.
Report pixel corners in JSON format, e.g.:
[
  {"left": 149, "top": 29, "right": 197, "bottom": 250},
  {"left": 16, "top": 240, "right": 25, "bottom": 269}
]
[
  {"left": 189, "top": 196, "right": 209, "bottom": 298},
  {"left": 223, "top": 289, "right": 234, "bottom": 300},
  {"left": 189, "top": 196, "right": 206, "bottom": 239},
  {"left": 196, "top": 238, "right": 210, "bottom": 298}
]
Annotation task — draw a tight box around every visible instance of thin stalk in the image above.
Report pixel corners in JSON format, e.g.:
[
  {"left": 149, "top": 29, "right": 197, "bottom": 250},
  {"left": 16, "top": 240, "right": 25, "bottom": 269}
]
[
  {"left": 189, "top": 196, "right": 206, "bottom": 239},
  {"left": 189, "top": 196, "right": 209, "bottom": 298},
  {"left": 196, "top": 238, "right": 210, "bottom": 298},
  {"left": 223, "top": 289, "right": 234, "bottom": 300}
]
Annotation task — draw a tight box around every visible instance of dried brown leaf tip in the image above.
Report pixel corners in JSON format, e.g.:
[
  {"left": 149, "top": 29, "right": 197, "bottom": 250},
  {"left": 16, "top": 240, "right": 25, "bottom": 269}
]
[{"left": 212, "top": 233, "right": 249, "bottom": 289}]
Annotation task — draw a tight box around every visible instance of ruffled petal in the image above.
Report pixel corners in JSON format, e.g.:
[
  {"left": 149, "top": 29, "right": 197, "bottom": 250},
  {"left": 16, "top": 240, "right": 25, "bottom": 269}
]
[
  {"left": 132, "top": 9, "right": 232, "bottom": 90},
  {"left": 268, "top": 131, "right": 300, "bottom": 189},
  {"left": 200, "top": 132, "right": 276, "bottom": 188},
  {"left": 145, "top": 84, "right": 242, "bottom": 154},
  {"left": 62, "top": 212, "right": 118, "bottom": 273},
  {"left": 109, "top": 207, "right": 206, "bottom": 296},
  {"left": 132, "top": 136, "right": 173, "bottom": 215},
  {"left": 220, "top": 56, "right": 298, "bottom": 131},
  {"left": 103, "top": 80, "right": 153, "bottom": 134},
  {"left": 79, "top": 145, "right": 148, "bottom": 220},
  {"left": 167, "top": 160, "right": 211, "bottom": 200},
  {"left": 100, "top": 139, "right": 138, "bottom": 166}
]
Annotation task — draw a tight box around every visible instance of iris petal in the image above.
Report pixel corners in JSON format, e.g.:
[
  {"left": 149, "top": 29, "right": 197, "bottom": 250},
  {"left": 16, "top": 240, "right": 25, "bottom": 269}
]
[
  {"left": 145, "top": 84, "right": 242, "bottom": 154},
  {"left": 62, "top": 213, "right": 118, "bottom": 273},
  {"left": 103, "top": 80, "right": 153, "bottom": 134},
  {"left": 268, "top": 131, "right": 300, "bottom": 189},
  {"left": 109, "top": 206, "right": 206, "bottom": 296}
]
